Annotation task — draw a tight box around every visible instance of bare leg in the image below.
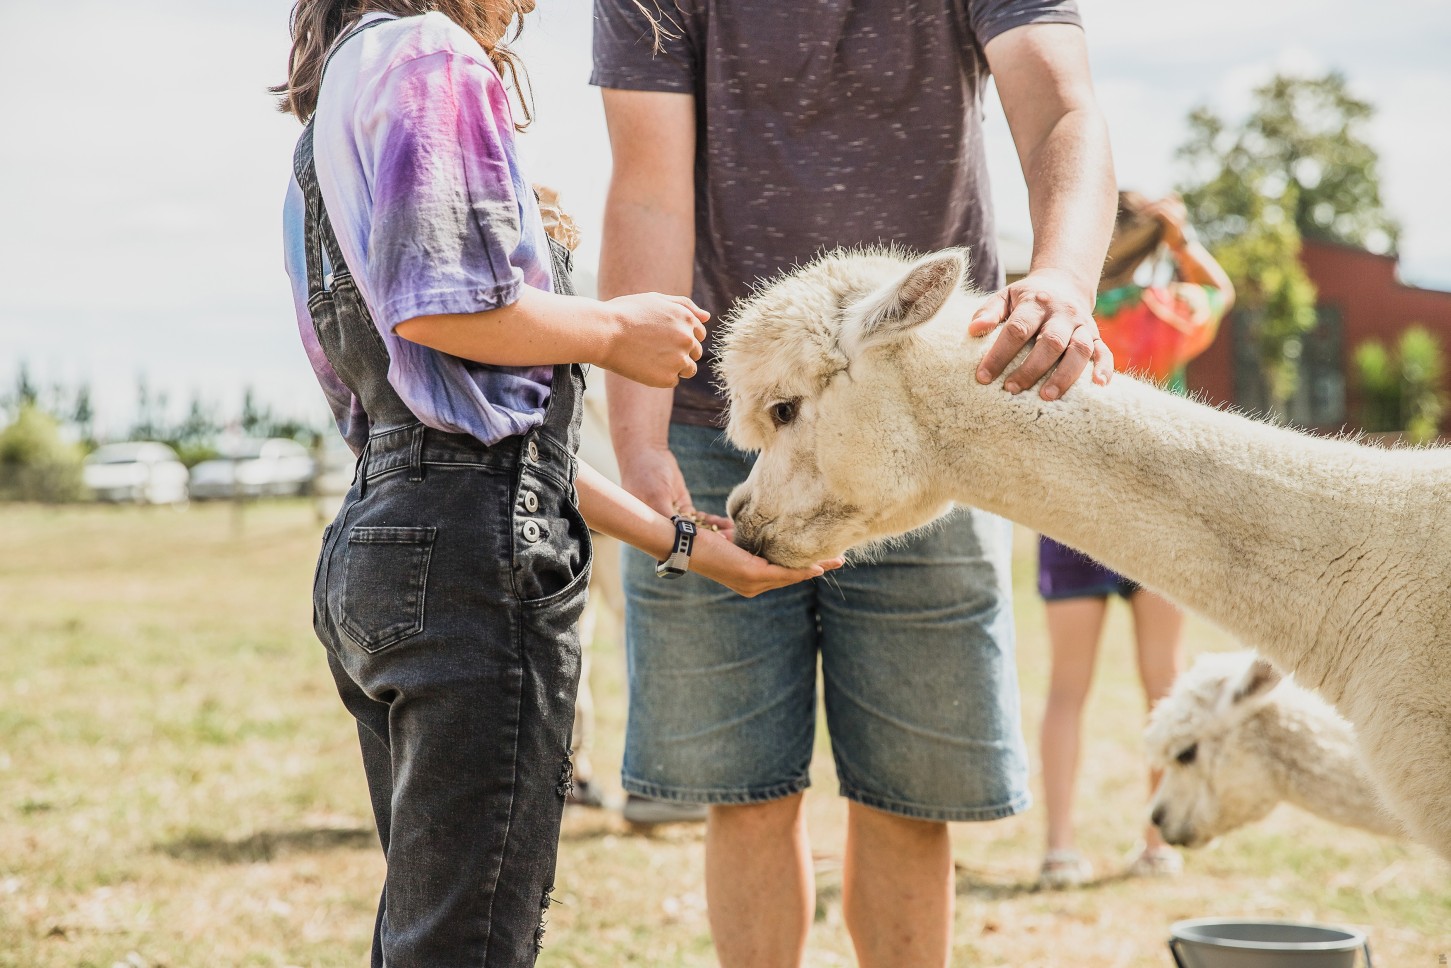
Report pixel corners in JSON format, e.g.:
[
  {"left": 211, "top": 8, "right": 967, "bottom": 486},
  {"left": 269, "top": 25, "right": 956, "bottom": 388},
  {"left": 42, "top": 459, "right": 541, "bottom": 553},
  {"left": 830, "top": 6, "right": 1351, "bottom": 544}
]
[
  {"left": 706, "top": 795, "right": 813, "bottom": 968},
  {"left": 1130, "top": 588, "right": 1186, "bottom": 850},
  {"left": 842, "top": 802, "right": 953, "bottom": 968},
  {"left": 1041, "top": 596, "right": 1109, "bottom": 854}
]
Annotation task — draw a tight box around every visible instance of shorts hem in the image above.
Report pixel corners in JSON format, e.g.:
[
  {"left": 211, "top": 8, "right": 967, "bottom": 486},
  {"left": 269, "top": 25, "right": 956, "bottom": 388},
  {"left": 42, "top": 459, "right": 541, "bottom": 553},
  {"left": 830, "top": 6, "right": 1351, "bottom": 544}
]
[
  {"left": 837, "top": 785, "right": 1033, "bottom": 823},
  {"left": 621, "top": 774, "right": 811, "bottom": 806},
  {"left": 1040, "top": 582, "right": 1135, "bottom": 602}
]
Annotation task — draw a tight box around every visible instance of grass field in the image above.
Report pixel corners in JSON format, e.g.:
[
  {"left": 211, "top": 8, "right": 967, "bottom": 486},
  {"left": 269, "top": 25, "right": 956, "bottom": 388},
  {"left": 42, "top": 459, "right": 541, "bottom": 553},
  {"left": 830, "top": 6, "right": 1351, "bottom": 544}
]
[{"left": 1, "top": 502, "right": 1445, "bottom": 967}]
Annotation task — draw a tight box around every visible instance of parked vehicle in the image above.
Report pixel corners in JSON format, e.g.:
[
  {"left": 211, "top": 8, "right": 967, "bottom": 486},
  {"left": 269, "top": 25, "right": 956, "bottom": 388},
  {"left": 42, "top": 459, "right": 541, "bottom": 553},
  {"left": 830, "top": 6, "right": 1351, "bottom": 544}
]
[
  {"left": 188, "top": 438, "right": 315, "bottom": 500},
  {"left": 83, "top": 442, "right": 190, "bottom": 505}
]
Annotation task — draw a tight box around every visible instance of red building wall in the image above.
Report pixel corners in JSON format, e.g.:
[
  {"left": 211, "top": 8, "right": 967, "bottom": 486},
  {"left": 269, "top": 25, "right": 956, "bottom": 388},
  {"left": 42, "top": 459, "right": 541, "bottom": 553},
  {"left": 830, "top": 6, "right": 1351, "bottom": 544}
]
[{"left": 1186, "top": 239, "right": 1451, "bottom": 433}]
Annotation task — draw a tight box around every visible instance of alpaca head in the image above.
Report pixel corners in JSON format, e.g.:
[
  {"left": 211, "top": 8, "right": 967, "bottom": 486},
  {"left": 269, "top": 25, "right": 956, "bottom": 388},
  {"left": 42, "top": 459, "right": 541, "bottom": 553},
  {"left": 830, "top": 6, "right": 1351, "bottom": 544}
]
[
  {"left": 1145, "top": 652, "right": 1287, "bottom": 847},
  {"left": 716, "top": 248, "right": 981, "bottom": 566}
]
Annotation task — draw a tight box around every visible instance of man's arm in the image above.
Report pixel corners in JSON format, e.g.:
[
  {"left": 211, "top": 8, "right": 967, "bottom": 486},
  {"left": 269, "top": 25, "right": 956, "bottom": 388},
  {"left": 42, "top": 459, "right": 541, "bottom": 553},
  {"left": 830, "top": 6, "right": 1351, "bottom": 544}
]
[
  {"left": 599, "top": 88, "right": 722, "bottom": 521},
  {"left": 970, "top": 23, "right": 1117, "bottom": 400}
]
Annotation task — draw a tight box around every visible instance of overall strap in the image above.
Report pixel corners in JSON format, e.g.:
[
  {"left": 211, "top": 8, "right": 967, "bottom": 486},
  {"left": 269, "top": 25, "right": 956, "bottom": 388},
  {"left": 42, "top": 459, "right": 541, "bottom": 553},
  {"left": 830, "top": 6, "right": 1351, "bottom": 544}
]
[
  {"left": 536, "top": 238, "right": 586, "bottom": 462},
  {"left": 290, "top": 14, "right": 419, "bottom": 436}
]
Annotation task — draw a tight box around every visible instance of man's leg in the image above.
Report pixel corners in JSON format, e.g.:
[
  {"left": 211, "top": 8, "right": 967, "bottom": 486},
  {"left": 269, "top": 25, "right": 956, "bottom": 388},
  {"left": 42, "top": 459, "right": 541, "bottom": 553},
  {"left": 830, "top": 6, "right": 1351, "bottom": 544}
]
[
  {"left": 707, "top": 794, "right": 814, "bottom": 968},
  {"left": 842, "top": 803, "right": 953, "bottom": 968},
  {"left": 620, "top": 424, "right": 820, "bottom": 965},
  {"left": 818, "top": 509, "right": 1028, "bottom": 968}
]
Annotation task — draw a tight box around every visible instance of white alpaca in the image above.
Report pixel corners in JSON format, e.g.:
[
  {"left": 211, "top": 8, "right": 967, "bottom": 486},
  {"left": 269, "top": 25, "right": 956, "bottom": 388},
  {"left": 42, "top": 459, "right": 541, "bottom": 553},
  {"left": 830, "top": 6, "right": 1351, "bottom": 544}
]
[
  {"left": 714, "top": 248, "right": 1451, "bottom": 861},
  {"left": 1145, "top": 652, "right": 1402, "bottom": 846}
]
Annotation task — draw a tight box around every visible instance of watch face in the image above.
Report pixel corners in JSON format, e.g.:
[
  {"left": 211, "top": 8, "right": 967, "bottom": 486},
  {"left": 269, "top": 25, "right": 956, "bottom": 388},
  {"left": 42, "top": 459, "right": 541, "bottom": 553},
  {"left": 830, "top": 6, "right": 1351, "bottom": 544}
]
[{"left": 680, "top": 520, "right": 697, "bottom": 536}]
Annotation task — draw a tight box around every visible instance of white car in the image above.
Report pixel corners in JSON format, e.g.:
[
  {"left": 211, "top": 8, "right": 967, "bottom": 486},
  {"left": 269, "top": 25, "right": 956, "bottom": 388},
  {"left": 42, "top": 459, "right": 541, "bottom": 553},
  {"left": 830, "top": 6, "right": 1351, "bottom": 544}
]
[
  {"left": 83, "top": 442, "right": 190, "bottom": 505},
  {"left": 188, "top": 438, "right": 316, "bottom": 500}
]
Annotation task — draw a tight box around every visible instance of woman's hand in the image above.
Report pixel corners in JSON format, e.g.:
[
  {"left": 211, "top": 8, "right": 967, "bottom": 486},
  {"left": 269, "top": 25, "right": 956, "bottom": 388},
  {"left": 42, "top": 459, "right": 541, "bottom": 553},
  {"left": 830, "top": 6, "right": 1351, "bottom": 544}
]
[
  {"left": 599, "top": 293, "right": 709, "bottom": 388},
  {"left": 1145, "top": 196, "right": 1190, "bottom": 248},
  {"left": 691, "top": 529, "right": 843, "bottom": 598}
]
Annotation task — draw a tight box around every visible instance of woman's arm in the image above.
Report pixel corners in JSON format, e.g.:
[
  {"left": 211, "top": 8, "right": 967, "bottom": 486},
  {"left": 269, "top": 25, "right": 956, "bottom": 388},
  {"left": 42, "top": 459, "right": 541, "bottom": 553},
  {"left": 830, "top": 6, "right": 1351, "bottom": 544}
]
[
  {"left": 395, "top": 287, "right": 710, "bottom": 390},
  {"left": 1148, "top": 197, "right": 1236, "bottom": 312},
  {"left": 575, "top": 460, "right": 840, "bottom": 597}
]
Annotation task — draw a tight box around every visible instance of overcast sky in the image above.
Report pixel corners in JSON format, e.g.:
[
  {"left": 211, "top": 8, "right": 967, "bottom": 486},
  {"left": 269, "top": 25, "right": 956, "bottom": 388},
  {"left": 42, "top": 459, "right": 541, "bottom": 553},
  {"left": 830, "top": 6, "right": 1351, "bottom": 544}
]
[{"left": 2, "top": 0, "right": 1448, "bottom": 437}]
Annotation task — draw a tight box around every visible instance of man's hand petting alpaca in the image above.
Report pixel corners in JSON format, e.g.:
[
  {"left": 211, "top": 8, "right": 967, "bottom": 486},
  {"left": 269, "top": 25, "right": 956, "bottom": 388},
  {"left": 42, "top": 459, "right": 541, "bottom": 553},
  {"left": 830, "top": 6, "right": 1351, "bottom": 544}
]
[{"left": 968, "top": 267, "right": 1114, "bottom": 400}]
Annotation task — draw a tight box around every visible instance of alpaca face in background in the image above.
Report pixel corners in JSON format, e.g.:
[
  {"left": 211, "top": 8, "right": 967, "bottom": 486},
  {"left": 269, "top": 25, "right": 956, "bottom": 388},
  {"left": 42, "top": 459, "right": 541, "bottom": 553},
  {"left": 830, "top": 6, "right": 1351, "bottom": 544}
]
[
  {"left": 1146, "top": 654, "right": 1285, "bottom": 847},
  {"left": 717, "top": 249, "right": 976, "bottom": 567}
]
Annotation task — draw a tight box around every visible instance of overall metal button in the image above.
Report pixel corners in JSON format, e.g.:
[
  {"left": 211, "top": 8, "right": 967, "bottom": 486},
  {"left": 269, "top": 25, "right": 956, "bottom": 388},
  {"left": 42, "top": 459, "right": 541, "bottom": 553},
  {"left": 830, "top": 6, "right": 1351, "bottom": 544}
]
[
  {"left": 526, "top": 439, "right": 540, "bottom": 463},
  {"left": 522, "top": 520, "right": 542, "bottom": 543},
  {"left": 522, "top": 490, "right": 539, "bottom": 513}
]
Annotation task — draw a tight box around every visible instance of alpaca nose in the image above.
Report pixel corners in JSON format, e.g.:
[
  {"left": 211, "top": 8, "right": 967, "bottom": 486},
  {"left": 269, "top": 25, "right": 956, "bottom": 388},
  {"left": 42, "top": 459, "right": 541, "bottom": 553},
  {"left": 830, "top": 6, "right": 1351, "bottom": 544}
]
[{"left": 1151, "top": 806, "right": 1166, "bottom": 828}]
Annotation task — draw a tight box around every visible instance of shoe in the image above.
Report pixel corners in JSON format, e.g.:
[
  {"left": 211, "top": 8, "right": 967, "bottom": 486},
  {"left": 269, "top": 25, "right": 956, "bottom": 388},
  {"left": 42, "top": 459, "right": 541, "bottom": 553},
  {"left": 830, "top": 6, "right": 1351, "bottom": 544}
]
[
  {"left": 1037, "top": 849, "right": 1092, "bottom": 889},
  {"left": 566, "top": 778, "right": 611, "bottom": 810},
  {"left": 1126, "top": 844, "right": 1183, "bottom": 878},
  {"left": 622, "top": 793, "right": 708, "bottom": 825}
]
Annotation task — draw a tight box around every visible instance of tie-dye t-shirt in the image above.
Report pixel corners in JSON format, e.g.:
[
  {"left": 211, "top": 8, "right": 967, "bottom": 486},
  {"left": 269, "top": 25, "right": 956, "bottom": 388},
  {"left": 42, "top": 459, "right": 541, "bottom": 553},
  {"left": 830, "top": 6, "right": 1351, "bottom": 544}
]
[{"left": 282, "top": 12, "right": 553, "bottom": 453}]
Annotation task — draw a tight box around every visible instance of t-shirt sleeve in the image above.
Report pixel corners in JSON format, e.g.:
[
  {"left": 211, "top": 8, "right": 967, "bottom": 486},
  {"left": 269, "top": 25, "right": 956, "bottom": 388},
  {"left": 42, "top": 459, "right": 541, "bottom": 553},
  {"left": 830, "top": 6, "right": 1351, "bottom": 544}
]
[
  {"left": 968, "top": 0, "right": 1082, "bottom": 48},
  {"left": 359, "top": 50, "right": 526, "bottom": 330},
  {"left": 591, "top": 0, "right": 696, "bottom": 93}
]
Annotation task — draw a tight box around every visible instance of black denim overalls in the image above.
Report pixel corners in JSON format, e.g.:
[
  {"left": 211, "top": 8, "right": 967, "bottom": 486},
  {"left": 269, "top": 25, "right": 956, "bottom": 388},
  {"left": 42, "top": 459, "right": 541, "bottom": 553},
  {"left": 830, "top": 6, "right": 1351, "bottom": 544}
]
[{"left": 295, "top": 22, "right": 590, "bottom": 967}]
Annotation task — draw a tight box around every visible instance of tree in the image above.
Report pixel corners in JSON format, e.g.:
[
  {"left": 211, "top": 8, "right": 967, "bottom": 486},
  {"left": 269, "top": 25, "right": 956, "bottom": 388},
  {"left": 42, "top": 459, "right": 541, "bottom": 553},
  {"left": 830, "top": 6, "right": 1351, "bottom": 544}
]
[
  {"left": 1352, "top": 326, "right": 1447, "bottom": 444},
  {"left": 0, "top": 404, "right": 86, "bottom": 503},
  {"left": 6, "top": 362, "right": 39, "bottom": 418},
  {"left": 1178, "top": 71, "right": 1399, "bottom": 418}
]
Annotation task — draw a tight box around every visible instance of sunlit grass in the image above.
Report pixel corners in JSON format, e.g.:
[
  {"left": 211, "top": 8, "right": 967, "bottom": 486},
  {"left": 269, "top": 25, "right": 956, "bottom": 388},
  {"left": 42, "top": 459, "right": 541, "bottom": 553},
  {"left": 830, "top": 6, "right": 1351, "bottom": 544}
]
[{"left": 0, "top": 503, "right": 1444, "bottom": 966}]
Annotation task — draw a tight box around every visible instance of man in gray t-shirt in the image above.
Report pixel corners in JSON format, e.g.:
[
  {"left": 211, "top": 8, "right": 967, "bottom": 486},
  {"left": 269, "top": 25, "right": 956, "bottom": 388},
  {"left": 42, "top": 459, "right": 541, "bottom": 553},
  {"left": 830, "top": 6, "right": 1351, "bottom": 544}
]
[{"left": 594, "top": 3, "right": 1116, "bottom": 964}]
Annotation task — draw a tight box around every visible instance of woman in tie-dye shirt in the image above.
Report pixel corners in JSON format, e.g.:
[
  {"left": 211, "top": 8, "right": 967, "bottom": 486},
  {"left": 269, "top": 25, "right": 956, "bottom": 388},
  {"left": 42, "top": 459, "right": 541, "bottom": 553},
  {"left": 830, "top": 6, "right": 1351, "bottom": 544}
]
[{"left": 275, "top": 3, "right": 837, "bottom": 962}]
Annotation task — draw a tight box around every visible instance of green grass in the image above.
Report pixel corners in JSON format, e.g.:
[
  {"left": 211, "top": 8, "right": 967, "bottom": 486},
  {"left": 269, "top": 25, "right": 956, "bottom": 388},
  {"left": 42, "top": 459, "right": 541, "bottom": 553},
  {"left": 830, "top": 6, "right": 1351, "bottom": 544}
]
[{"left": 0, "top": 503, "right": 1445, "bottom": 966}]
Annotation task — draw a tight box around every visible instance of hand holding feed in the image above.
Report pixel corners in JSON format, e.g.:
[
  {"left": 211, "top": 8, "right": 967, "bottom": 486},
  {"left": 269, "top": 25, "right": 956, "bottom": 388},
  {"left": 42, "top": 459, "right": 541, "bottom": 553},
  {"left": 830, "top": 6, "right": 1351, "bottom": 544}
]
[
  {"left": 691, "top": 529, "right": 844, "bottom": 598},
  {"left": 600, "top": 293, "right": 709, "bottom": 388},
  {"left": 968, "top": 268, "right": 1113, "bottom": 399},
  {"left": 616, "top": 444, "right": 730, "bottom": 537}
]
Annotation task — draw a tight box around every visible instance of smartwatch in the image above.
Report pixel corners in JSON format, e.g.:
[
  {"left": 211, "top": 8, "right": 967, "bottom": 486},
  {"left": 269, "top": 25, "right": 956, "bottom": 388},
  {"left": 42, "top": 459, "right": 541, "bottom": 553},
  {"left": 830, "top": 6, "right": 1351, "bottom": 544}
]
[{"left": 655, "top": 514, "right": 698, "bottom": 579}]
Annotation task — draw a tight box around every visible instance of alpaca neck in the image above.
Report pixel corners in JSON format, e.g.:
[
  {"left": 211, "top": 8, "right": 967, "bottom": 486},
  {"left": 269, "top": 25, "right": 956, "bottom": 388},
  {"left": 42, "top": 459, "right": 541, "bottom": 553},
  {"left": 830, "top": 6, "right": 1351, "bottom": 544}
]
[
  {"left": 915, "top": 332, "right": 1446, "bottom": 703},
  {"left": 1261, "top": 705, "right": 1403, "bottom": 837}
]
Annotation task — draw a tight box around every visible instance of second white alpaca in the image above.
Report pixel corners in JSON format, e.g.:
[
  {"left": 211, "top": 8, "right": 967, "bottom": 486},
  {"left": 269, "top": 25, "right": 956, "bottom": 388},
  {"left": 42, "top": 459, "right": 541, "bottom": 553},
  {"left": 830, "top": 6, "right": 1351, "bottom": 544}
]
[
  {"left": 714, "top": 248, "right": 1451, "bottom": 860},
  {"left": 1145, "top": 652, "right": 1401, "bottom": 846}
]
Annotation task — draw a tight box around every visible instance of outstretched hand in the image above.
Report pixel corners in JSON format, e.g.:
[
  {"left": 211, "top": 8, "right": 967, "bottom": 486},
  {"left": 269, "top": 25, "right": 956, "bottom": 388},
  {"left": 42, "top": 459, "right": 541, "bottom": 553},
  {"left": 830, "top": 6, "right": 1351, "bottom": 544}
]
[
  {"left": 967, "top": 268, "right": 1113, "bottom": 400},
  {"left": 691, "top": 529, "right": 844, "bottom": 598}
]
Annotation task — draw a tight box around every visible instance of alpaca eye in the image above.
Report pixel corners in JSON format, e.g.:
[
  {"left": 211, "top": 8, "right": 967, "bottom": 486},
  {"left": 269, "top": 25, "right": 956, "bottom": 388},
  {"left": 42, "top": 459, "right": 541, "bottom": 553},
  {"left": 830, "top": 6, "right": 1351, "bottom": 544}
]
[
  {"left": 1175, "top": 744, "right": 1198, "bottom": 766},
  {"left": 770, "top": 400, "right": 798, "bottom": 427}
]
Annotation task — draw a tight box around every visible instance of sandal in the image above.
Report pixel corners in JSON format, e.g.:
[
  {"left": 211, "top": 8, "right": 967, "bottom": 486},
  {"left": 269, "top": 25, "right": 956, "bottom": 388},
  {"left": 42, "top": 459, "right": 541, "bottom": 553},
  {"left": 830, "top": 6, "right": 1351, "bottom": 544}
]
[
  {"left": 1127, "top": 843, "right": 1183, "bottom": 878},
  {"left": 1038, "top": 849, "right": 1092, "bottom": 889}
]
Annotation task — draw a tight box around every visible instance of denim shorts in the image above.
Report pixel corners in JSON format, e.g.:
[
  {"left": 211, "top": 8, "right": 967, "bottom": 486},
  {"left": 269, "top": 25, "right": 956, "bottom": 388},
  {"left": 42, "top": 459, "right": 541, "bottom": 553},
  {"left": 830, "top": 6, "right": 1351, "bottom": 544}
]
[
  {"left": 1037, "top": 535, "right": 1140, "bottom": 601},
  {"left": 621, "top": 424, "right": 1030, "bottom": 822}
]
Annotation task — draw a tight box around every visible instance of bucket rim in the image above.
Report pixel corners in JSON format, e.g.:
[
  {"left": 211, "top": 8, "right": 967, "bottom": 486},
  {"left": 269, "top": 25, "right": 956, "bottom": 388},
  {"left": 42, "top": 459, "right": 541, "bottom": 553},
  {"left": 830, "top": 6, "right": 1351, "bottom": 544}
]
[{"left": 1169, "top": 917, "right": 1367, "bottom": 951}]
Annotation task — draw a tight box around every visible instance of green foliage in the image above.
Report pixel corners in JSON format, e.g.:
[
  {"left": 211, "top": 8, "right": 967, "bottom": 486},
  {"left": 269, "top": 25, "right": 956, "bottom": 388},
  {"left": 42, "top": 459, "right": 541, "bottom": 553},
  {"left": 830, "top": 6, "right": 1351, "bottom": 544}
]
[
  {"left": 1178, "top": 71, "right": 1398, "bottom": 418},
  {"left": 0, "top": 404, "right": 86, "bottom": 503},
  {"left": 1353, "top": 326, "right": 1448, "bottom": 443}
]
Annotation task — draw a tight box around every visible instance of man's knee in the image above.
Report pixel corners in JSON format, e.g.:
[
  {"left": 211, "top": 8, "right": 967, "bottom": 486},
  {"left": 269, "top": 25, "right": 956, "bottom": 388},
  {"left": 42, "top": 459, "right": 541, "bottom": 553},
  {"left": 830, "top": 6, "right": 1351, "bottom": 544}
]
[
  {"left": 709, "top": 793, "right": 805, "bottom": 836},
  {"left": 847, "top": 801, "right": 947, "bottom": 843}
]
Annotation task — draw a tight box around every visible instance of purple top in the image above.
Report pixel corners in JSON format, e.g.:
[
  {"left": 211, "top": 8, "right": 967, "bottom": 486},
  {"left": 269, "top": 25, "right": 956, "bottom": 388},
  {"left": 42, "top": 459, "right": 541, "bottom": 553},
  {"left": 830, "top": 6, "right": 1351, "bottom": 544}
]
[
  {"left": 592, "top": 0, "right": 1082, "bottom": 426},
  {"left": 283, "top": 12, "right": 553, "bottom": 453}
]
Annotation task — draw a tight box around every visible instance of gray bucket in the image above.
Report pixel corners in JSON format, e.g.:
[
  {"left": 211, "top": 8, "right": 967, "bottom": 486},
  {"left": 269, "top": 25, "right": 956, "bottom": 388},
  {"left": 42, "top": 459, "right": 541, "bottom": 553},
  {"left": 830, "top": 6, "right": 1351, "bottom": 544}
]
[{"left": 1169, "top": 918, "right": 1372, "bottom": 968}]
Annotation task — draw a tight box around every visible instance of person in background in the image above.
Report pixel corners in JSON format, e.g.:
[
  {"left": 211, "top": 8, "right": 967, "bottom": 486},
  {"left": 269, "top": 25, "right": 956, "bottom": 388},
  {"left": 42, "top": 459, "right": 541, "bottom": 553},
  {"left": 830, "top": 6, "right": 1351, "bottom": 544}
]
[
  {"left": 1036, "top": 191, "right": 1235, "bottom": 888},
  {"left": 593, "top": 2, "right": 1118, "bottom": 965}
]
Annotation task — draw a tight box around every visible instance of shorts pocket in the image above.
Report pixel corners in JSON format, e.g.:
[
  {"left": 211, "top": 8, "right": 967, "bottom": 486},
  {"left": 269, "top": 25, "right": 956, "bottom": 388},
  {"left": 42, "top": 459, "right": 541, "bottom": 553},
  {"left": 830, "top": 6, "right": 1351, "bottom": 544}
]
[{"left": 340, "top": 525, "right": 436, "bottom": 653}]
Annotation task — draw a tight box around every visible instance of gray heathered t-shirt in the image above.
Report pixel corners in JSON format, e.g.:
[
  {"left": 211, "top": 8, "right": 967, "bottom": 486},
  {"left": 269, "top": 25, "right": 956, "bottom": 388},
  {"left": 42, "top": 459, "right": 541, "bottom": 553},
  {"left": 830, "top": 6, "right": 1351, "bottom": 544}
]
[{"left": 591, "top": 0, "right": 1082, "bottom": 426}]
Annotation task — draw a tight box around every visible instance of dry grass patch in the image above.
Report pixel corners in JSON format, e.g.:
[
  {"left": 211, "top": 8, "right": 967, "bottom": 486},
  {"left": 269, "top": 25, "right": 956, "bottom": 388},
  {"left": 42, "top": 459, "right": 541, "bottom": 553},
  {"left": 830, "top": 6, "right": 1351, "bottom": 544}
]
[{"left": 0, "top": 504, "right": 1444, "bottom": 966}]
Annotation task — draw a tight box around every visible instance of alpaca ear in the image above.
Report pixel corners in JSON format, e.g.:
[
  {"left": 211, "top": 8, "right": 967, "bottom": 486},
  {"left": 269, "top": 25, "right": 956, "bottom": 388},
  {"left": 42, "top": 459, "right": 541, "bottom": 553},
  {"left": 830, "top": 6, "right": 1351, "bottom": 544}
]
[
  {"left": 1228, "top": 656, "right": 1283, "bottom": 707},
  {"left": 845, "top": 250, "right": 966, "bottom": 353}
]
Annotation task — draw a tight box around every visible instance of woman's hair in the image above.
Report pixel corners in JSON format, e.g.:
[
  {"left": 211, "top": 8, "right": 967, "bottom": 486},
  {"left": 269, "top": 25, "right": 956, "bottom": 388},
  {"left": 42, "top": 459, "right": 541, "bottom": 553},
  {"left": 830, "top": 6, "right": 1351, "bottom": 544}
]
[
  {"left": 270, "top": 1, "right": 535, "bottom": 126},
  {"left": 1100, "top": 190, "right": 1164, "bottom": 290}
]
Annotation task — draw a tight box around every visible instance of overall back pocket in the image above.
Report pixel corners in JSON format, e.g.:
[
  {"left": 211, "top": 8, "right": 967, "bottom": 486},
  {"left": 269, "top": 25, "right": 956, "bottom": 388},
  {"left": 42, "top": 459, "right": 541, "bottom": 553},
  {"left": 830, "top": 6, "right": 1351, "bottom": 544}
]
[{"left": 340, "top": 525, "right": 436, "bottom": 653}]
